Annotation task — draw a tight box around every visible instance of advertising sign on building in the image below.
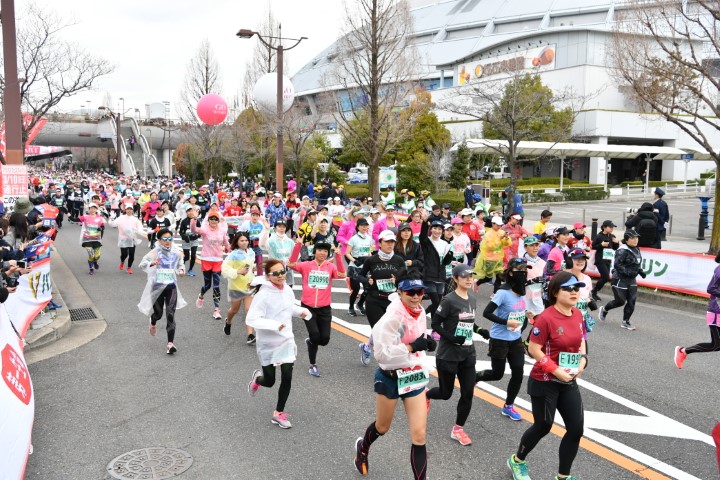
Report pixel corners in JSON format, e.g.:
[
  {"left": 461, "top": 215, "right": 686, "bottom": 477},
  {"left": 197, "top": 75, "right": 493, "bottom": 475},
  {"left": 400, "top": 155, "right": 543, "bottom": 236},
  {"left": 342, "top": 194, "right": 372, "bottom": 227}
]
[
  {"left": 457, "top": 44, "right": 556, "bottom": 85},
  {"left": 1, "top": 165, "right": 29, "bottom": 209}
]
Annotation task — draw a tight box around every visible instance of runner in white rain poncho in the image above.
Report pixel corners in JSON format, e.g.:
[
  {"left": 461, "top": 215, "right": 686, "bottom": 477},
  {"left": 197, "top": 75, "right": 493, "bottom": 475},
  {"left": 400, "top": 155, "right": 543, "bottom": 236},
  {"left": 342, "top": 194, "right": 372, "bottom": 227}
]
[{"left": 138, "top": 228, "right": 187, "bottom": 354}]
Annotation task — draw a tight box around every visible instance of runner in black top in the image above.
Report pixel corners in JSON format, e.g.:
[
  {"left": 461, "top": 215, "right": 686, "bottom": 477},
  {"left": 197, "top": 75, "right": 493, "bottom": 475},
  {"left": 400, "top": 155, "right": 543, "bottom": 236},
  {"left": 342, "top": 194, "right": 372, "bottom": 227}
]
[{"left": 426, "top": 264, "right": 489, "bottom": 446}]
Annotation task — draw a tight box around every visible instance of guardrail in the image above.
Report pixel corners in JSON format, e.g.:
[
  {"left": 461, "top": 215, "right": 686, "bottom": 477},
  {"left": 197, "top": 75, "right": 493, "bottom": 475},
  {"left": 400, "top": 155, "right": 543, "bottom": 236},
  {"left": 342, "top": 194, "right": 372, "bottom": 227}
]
[{"left": 608, "top": 182, "right": 711, "bottom": 198}]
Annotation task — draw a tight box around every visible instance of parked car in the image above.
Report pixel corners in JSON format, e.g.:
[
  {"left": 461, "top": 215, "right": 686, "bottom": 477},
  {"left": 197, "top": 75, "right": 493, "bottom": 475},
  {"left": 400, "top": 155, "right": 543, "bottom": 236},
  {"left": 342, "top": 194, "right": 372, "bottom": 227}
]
[{"left": 348, "top": 166, "right": 368, "bottom": 184}]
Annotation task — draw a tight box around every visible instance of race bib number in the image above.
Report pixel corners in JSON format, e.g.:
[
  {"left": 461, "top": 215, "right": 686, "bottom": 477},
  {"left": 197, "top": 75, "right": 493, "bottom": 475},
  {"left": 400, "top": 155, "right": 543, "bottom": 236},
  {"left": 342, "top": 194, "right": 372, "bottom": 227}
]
[
  {"left": 576, "top": 298, "right": 588, "bottom": 313},
  {"left": 308, "top": 270, "right": 330, "bottom": 289},
  {"left": 454, "top": 253, "right": 465, "bottom": 262},
  {"left": 602, "top": 249, "right": 615, "bottom": 261},
  {"left": 559, "top": 352, "right": 582, "bottom": 375},
  {"left": 356, "top": 245, "right": 371, "bottom": 257},
  {"left": 455, "top": 321, "right": 474, "bottom": 346},
  {"left": 507, "top": 311, "right": 525, "bottom": 332},
  {"left": 396, "top": 367, "right": 429, "bottom": 395},
  {"left": 376, "top": 278, "right": 395, "bottom": 292},
  {"left": 413, "top": 233, "right": 420, "bottom": 243},
  {"left": 54, "top": 198, "right": 64, "bottom": 206},
  {"left": 306, "top": 245, "right": 315, "bottom": 256},
  {"left": 156, "top": 268, "right": 175, "bottom": 285},
  {"left": 86, "top": 225, "right": 101, "bottom": 238},
  {"left": 445, "top": 264, "right": 452, "bottom": 277}
]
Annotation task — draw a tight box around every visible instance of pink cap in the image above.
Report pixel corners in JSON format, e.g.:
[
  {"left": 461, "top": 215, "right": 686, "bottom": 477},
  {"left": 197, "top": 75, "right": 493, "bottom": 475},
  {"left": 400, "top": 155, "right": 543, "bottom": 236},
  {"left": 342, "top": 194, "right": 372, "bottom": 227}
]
[
  {"left": 451, "top": 217, "right": 463, "bottom": 224},
  {"left": 573, "top": 222, "right": 586, "bottom": 229}
]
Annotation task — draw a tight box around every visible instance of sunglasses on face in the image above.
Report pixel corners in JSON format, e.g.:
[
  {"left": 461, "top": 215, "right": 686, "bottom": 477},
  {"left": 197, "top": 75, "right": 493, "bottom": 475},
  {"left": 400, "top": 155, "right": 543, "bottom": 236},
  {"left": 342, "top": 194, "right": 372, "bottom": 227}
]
[
  {"left": 560, "top": 286, "right": 581, "bottom": 293},
  {"left": 403, "top": 289, "right": 425, "bottom": 297},
  {"left": 159, "top": 237, "right": 173, "bottom": 242},
  {"left": 268, "top": 268, "right": 288, "bottom": 277}
]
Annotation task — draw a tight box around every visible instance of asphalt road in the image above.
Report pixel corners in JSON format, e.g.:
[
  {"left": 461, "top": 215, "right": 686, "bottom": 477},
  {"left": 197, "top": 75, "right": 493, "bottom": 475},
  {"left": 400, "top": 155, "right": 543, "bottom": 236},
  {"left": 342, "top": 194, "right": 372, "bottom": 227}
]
[{"left": 25, "top": 222, "right": 718, "bottom": 480}]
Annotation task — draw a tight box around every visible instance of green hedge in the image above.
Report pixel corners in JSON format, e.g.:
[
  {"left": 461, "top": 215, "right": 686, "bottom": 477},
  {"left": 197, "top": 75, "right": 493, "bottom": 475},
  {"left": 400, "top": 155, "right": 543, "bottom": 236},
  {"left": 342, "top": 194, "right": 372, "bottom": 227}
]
[
  {"left": 521, "top": 187, "right": 609, "bottom": 203},
  {"left": 344, "top": 184, "right": 369, "bottom": 198},
  {"left": 488, "top": 177, "right": 589, "bottom": 188}
]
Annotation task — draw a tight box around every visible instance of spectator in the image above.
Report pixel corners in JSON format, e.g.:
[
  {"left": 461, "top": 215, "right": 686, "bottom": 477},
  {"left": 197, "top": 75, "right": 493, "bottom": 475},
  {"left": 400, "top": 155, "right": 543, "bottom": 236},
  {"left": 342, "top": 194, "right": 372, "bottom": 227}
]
[
  {"left": 463, "top": 183, "right": 476, "bottom": 208},
  {"left": 533, "top": 210, "right": 552, "bottom": 236},
  {"left": 624, "top": 202, "right": 657, "bottom": 248},
  {"left": 653, "top": 187, "right": 669, "bottom": 248}
]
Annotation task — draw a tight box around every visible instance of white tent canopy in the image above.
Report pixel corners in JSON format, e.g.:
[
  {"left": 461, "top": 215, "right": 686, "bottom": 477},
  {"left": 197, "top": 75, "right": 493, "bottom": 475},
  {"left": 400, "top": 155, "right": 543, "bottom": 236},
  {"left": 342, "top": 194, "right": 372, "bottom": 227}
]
[{"left": 452, "top": 139, "right": 701, "bottom": 190}]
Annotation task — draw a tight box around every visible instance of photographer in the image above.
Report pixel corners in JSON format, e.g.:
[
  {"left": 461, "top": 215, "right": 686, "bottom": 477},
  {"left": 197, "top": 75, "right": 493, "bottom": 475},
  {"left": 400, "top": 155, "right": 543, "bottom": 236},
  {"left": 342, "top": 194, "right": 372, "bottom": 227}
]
[{"left": 624, "top": 203, "right": 657, "bottom": 248}]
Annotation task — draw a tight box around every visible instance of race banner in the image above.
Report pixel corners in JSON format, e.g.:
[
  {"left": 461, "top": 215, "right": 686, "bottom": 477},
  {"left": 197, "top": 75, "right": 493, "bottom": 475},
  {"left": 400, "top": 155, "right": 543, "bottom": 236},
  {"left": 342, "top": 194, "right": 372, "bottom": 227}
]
[
  {"left": 0, "top": 114, "right": 48, "bottom": 158},
  {"left": 1, "top": 164, "right": 29, "bottom": 210},
  {"left": 587, "top": 247, "right": 714, "bottom": 298}
]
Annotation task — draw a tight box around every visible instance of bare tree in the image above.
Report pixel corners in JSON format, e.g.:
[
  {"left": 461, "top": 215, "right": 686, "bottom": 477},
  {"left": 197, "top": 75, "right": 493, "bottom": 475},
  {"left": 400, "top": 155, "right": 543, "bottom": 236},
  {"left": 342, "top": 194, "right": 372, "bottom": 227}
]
[
  {"left": 426, "top": 143, "right": 452, "bottom": 193},
  {"left": 282, "top": 93, "right": 335, "bottom": 180},
  {"left": 608, "top": 0, "right": 720, "bottom": 253},
  {"left": 240, "top": 8, "right": 287, "bottom": 109},
  {"left": 328, "top": 0, "right": 420, "bottom": 199},
  {"left": 440, "top": 70, "right": 581, "bottom": 214},
  {"left": 178, "top": 39, "right": 226, "bottom": 179},
  {"left": 0, "top": 2, "right": 113, "bottom": 156}
]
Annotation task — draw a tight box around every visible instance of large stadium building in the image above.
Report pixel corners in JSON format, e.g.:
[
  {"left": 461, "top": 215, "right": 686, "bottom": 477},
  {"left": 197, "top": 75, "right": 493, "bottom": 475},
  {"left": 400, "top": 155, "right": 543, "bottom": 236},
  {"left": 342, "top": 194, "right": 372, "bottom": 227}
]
[{"left": 291, "top": 0, "right": 718, "bottom": 185}]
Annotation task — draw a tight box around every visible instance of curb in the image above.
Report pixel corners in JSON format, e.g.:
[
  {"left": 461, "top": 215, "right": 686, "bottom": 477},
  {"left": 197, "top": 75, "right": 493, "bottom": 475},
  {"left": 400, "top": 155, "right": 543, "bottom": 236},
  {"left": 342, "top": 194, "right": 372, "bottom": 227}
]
[
  {"left": 23, "top": 287, "right": 71, "bottom": 351},
  {"left": 636, "top": 288, "right": 708, "bottom": 316}
]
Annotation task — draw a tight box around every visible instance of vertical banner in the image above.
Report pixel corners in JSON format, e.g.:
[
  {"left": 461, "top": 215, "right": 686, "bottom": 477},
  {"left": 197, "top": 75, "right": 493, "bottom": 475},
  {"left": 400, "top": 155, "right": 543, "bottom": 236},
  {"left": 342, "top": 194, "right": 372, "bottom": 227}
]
[{"left": 1, "top": 164, "right": 29, "bottom": 210}]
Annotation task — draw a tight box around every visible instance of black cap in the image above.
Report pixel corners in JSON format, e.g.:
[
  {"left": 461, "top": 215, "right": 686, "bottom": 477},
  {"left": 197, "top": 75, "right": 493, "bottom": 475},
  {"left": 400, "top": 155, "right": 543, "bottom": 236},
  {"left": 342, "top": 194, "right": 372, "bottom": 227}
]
[
  {"left": 507, "top": 258, "right": 531, "bottom": 269},
  {"left": 442, "top": 203, "right": 451, "bottom": 208},
  {"left": 274, "top": 219, "right": 287, "bottom": 227},
  {"left": 601, "top": 220, "right": 616, "bottom": 228},
  {"left": 554, "top": 226, "right": 571, "bottom": 235},
  {"left": 398, "top": 222, "right": 412, "bottom": 231},
  {"left": 356, "top": 218, "right": 369, "bottom": 227},
  {"left": 307, "top": 210, "right": 317, "bottom": 216},
  {"left": 624, "top": 229, "right": 641, "bottom": 239},
  {"left": 430, "top": 220, "right": 444, "bottom": 228}
]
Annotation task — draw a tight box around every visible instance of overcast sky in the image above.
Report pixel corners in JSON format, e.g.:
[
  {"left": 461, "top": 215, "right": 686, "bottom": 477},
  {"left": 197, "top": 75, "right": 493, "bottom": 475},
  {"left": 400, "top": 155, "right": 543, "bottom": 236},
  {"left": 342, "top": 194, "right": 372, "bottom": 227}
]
[{"left": 20, "top": 0, "right": 344, "bottom": 118}]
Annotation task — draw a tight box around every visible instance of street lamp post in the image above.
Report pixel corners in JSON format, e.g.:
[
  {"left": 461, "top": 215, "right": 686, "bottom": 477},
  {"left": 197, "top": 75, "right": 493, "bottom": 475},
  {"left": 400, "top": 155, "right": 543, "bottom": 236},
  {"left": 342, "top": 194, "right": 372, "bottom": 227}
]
[
  {"left": 236, "top": 26, "right": 306, "bottom": 195},
  {"left": 163, "top": 101, "right": 171, "bottom": 177}
]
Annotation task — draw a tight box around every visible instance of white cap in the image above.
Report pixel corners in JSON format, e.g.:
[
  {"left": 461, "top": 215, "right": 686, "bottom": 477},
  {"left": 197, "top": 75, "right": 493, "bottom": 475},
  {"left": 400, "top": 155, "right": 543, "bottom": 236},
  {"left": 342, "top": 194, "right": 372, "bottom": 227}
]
[
  {"left": 370, "top": 208, "right": 380, "bottom": 214},
  {"left": 273, "top": 192, "right": 282, "bottom": 198},
  {"left": 334, "top": 196, "right": 341, "bottom": 201},
  {"left": 378, "top": 230, "right": 397, "bottom": 242},
  {"left": 491, "top": 216, "right": 504, "bottom": 225},
  {"left": 460, "top": 208, "right": 474, "bottom": 216}
]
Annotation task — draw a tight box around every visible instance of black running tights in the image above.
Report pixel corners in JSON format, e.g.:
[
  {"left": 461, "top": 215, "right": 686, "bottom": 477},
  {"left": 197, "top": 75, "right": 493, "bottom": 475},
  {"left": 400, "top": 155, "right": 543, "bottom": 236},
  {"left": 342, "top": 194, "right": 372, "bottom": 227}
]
[
  {"left": 257, "top": 363, "right": 294, "bottom": 412},
  {"left": 120, "top": 246, "right": 136, "bottom": 268},
  {"left": 517, "top": 379, "right": 584, "bottom": 476},
  {"left": 605, "top": 281, "right": 637, "bottom": 321},
  {"left": 685, "top": 325, "right": 720, "bottom": 354},
  {"left": 183, "top": 246, "right": 197, "bottom": 271},
  {"left": 475, "top": 340, "right": 525, "bottom": 406},
  {"left": 426, "top": 356, "right": 476, "bottom": 427},
  {"left": 151, "top": 285, "right": 177, "bottom": 343}
]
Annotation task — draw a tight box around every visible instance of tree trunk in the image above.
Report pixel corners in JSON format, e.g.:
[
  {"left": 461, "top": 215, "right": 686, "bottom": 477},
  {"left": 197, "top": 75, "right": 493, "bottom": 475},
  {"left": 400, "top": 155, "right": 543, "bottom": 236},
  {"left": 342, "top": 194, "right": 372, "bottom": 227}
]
[
  {"left": 506, "top": 146, "right": 517, "bottom": 217},
  {"left": 368, "top": 163, "right": 380, "bottom": 201}
]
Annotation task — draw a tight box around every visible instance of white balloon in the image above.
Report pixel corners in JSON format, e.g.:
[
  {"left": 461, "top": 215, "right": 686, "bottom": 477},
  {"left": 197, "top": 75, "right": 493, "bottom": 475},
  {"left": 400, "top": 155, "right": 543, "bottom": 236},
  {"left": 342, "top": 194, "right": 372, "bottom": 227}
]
[{"left": 253, "top": 73, "right": 295, "bottom": 113}]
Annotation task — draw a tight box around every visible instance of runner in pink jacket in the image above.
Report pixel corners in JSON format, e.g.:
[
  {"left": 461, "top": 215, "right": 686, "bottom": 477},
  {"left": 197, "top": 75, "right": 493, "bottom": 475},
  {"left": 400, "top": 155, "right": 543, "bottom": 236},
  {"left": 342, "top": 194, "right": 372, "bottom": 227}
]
[{"left": 190, "top": 211, "right": 230, "bottom": 319}]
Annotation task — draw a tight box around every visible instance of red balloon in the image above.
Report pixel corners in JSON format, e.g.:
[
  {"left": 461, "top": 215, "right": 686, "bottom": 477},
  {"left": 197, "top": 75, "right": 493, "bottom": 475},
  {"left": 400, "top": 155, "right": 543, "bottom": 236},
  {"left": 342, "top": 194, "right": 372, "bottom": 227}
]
[{"left": 196, "top": 94, "right": 228, "bottom": 126}]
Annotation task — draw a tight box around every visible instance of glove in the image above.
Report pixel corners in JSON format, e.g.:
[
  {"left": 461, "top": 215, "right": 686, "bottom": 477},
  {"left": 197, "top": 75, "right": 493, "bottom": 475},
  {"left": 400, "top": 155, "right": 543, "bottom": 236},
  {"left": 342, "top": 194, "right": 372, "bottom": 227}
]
[
  {"left": 426, "top": 337, "right": 437, "bottom": 352},
  {"left": 588, "top": 300, "right": 598, "bottom": 311},
  {"left": 639, "top": 271, "right": 647, "bottom": 279},
  {"left": 409, "top": 335, "right": 430, "bottom": 353},
  {"left": 473, "top": 326, "right": 490, "bottom": 340},
  {"left": 452, "top": 335, "right": 467, "bottom": 345}
]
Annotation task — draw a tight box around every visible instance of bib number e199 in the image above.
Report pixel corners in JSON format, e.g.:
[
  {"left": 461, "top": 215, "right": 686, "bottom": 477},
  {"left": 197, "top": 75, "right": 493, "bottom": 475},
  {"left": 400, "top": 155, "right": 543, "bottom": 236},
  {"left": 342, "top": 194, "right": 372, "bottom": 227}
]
[
  {"left": 396, "top": 367, "right": 429, "bottom": 395},
  {"left": 455, "top": 321, "right": 474, "bottom": 346},
  {"left": 308, "top": 270, "right": 330, "bottom": 289},
  {"left": 558, "top": 352, "right": 582, "bottom": 375}
]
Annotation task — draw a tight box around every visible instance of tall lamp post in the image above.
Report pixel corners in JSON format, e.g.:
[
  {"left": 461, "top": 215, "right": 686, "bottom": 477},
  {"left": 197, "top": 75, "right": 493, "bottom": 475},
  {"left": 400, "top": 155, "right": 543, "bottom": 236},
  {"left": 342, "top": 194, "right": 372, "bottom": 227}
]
[
  {"left": 236, "top": 26, "right": 306, "bottom": 195},
  {"left": 163, "top": 100, "right": 171, "bottom": 177}
]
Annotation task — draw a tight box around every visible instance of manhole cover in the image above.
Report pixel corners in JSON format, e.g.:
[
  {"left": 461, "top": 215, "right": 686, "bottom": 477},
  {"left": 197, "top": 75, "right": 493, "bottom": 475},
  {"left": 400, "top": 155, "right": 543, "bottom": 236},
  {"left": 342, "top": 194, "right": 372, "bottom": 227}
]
[
  {"left": 69, "top": 307, "right": 97, "bottom": 321},
  {"left": 107, "top": 447, "right": 193, "bottom": 479}
]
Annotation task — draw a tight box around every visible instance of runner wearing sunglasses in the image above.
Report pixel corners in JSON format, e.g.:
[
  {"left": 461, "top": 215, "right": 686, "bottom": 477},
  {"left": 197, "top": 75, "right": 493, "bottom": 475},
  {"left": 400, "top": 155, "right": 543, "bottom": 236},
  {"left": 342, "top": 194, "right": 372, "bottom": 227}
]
[
  {"left": 354, "top": 270, "right": 435, "bottom": 479},
  {"left": 426, "top": 264, "right": 489, "bottom": 446},
  {"left": 246, "top": 259, "right": 312, "bottom": 429},
  {"left": 138, "top": 228, "right": 187, "bottom": 355},
  {"left": 508, "top": 271, "right": 587, "bottom": 480}
]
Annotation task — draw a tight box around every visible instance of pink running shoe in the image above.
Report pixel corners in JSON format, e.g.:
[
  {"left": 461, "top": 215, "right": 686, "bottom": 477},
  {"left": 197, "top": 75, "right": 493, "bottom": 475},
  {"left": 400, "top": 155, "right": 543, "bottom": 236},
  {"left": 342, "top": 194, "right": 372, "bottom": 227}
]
[
  {"left": 674, "top": 346, "right": 687, "bottom": 369},
  {"left": 196, "top": 295, "right": 204, "bottom": 308},
  {"left": 451, "top": 426, "right": 472, "bottom": 446},
  {"left": 248, "top": 369, "right": 261, "bottom": 396}
]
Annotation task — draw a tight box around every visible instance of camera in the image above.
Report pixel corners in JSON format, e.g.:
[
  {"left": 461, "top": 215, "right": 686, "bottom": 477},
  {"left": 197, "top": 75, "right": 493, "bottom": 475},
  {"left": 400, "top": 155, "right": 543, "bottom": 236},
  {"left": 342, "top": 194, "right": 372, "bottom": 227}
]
[
  {"left": 6, "top": 277, "right": 18, "bottom": 288},
  {"left": 626, "top": 208, "right": 638, "bottom": 214},
  {"left": 17, "top": 261, "right": 26, "bottom": 269}
]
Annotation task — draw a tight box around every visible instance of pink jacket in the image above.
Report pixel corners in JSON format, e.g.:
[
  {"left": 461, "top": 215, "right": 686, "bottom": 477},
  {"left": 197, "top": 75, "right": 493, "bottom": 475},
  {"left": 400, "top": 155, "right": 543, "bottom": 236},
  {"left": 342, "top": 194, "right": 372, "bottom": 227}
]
[
  {"left": 371, "top": 216, "right": 399, "bottom": 248},
  {"left": 190, "top": 218, "right": 230, "bottom": 262},
  {"left": 290, "top": 259, "right": 339, "bottom": 308},
  {"left": 336, "top": 219, "right": 356, "bottom": 255}
]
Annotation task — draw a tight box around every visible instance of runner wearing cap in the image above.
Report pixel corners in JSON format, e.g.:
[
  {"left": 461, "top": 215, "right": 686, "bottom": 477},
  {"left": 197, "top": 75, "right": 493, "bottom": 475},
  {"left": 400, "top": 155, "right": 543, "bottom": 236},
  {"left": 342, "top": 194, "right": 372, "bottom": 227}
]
[
  {"left": 503, "top": 214, "right": 529, "bottom": 264},
  {"left": 179, "top": 206, "right": 201, "bottom": 277},
  {"left": 474, "top": 216, "right": 512, "bottom": 291},
  {"left": 261, "top": 218, "right": 296, "bottom": 287},
  {"left": 336, "top": 206, "right": 365, "bottom": 256},
  {"left": 538, "top": 227, "right": 556, "bottom": 261},
  {"left": 239, "top": 207, "right": 266, "bottom": 275},
  {"left": 544, "top": 226, "right": 572, "bottom": 282},
  {"left": 395, "top": 223, "right": 424, "bottom": 272},
  {"left": 566, "top": 248, "right": 597, "bottom": 334},
  {"left": 591, "top": 221, "right": 619, "bottom": 301},
  {"left": 221, "top": 232, "right": 256, "bottom": 340},
  {"left": 450, "top": 217, "right": 471, "bottom": 268},
  {"left": 78, "top": 204, "right": 106, "bottom": 275},
  {"left": 309, "top": 217, "right": 337, "bottom": 259},
  {"left": 357, "top": 230, "right": 407, "bottom": 365},
  {"left": 476, "top": 259, "right": 530, "bottom": 422},
  {"left": 458, "top": 208, "right": 481, "bottom": 264},
  {"left": 522, "top": 236, "right": 546, "bottom": 316},
  {"left": 345, "top": 218, "right": 374, "bottom": 317},
  {"left": 426, "top": 264, "right": 489, "bottom": 446},
  {"left": 288, "top": 238, "right": 346, "bottom": 377},
  {"left": 353, "top": 270, "right": 435, "bottom": 479},
  {"left": 508, "top": 271, "right": 587, "bottom": 480},
  {"left": 598, "top": 230, "right": 645, "bottom": 331},
  {"left": 372, "top": 204, "right": 399, "bottom": 249},
  {"left": 674, "top": 250, "right": 720, "bottom": 369},
  {"left": 110, "top": 204, "right": 146, "bottom": 275},
  {"left": 191, "top": 211, "right": 231, "bottom": 320},
  {"left": 567, "top": 222, "right": 591, "bottom": 252},
  {"left": 418, "top": 213, "right": 455, "bottom": 319},
  {"left": 297, "top": 210, "right": 317, "bottom": 243}
]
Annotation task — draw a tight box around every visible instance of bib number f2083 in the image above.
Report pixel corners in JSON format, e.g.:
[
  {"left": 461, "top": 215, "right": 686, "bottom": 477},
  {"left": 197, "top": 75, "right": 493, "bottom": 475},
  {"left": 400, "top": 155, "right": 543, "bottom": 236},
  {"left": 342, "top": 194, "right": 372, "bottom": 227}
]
[{"left": 396, "top": 367, "right": 429, "bottom": 395}]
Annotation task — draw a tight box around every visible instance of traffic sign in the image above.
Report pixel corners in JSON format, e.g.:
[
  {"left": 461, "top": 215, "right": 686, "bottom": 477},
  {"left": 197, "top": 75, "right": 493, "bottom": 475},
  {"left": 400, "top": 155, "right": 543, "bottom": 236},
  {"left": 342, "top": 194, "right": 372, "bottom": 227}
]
[{"left": 680, "top": 153, "right": 694, "bottom": 160}]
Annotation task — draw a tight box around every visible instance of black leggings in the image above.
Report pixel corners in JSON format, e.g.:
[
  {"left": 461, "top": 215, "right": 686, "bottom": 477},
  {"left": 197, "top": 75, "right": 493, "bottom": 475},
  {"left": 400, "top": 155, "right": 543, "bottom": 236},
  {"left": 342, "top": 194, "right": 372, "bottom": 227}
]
[
  {"left": 685, "top": 325, "right": 720, "bottom": 354},
  {"left": 605, "top": 280, "right": 637, "bottom": 321},
  {"left": 475, "top": 338, "right": 525, "bottom": 406},
  {"left": 200, "top": 270, "right": 221, "bottom": 308},
  {"left": 594, "top": 259, "right": 611, "bottom": 292},
  {"left": 150, "top": 285, "right": 178, "bottom": 343},
  {"left": 426, "top": 355, "right": 477, "bottom": 427},
  {"left": 183, "top": 246, "right": 197, "bottom": 271},
  {"left": 301, "top": 304, "right": 332, "bottom": 364},
  {"left": 348, "top": 271, "right": 367, "bottom": 308},
  {"left": 256, "top": 363, "right": 294, "bottom": 412},
  {"left": 517, "top": 378, "right": 584, "bottom": 476},
  {"left": 365, "top": 294, "right": 390, "bottom": 328},
  {"left": 120, "top": 246, "right": 136, "bottom": 268}
]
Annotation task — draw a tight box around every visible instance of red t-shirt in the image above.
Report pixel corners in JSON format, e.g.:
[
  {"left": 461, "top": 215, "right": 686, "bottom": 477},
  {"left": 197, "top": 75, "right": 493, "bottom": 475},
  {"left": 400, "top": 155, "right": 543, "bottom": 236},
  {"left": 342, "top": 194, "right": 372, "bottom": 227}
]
[
  {"left": 529, "top": 306, "right": 585, "bottom": 381},
  {"left": 567, "top": 234, "right": 591, "bottom": 251}
]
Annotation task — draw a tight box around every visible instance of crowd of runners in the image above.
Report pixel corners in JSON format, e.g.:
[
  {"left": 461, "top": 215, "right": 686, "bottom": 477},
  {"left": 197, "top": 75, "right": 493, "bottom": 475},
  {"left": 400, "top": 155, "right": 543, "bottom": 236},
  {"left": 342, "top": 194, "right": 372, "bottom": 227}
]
[{"left": 23, "top": 167, "right": 720, "bottom": 480}]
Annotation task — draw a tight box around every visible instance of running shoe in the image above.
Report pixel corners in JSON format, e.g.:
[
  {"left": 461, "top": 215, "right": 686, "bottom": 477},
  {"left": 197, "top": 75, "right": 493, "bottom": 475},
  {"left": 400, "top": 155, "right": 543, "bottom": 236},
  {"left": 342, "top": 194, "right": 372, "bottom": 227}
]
[
  {"left": 187, "top": 270, "right": 196, "bottom": 277},
  {"left": 89, "top": 268, "right": 94, "bottom": 275},
  {"left": 309, "top": 364, "right": 321, "bottom": 377},
  {"left": 348, "top": 307, "right": 357, "bottom": 317},
  {"left": 451, "top": 426, "right": 472, "bottom": 446},
  {"left": 126, "top": 268, "right": 133, "bottom": 275},
  {"left": 554, "top": 477, "right": 576, "bottom": 480},
  {"left": 354, "top": 437, "right": 369, "bottom": 476},
  {"left": 502, "top": 404, "right": 522, "bottom": 421},
  {"left": 357, "top": 304, "right": 366, "bottom": 315},
  {"left": 196, "top": 295, "right": 204, "bottom": 308},
  {"left": 149, "top": 322, "right": 157, "bottom": 336},
  {"left": 598, "top": 306, "right": 607, "bottom": 321},
  {"left": 621, "top": 320, "right": 636, "bottom": 331},
  {"left": 359, "top": 343, "right": 372, "bottom": 366},
  {"left": 213, "top": 308, "right": 222, "bottom": 320},
  {"left": 674, "top": 346, "right": 687, "bottom": 369},
  {"left": 271, "top": 411, "right": 292, "bottom": 429},
  {"left": 507, "top": 454, "right": 531, "bottom": 480},
  {"left": 94, "top": 261, "right": 100, "bottom": 270},
  {"left": 248, "top": 368, "right": 261, "bottom": 396},
  {"left": 47, "top": 300, "right": 63, "bottom": 310},
  {"left": 224, "top": 321, "right": 231, "bottom": 336},
  {"left": 247, "top": 333, "right": 256, "bottom": 344},
  {"left": 166, "top": 342, "right": 177, "bottom": 355},
  {"left": 118, "top": 262, "right": 124, "bottom": 271}
]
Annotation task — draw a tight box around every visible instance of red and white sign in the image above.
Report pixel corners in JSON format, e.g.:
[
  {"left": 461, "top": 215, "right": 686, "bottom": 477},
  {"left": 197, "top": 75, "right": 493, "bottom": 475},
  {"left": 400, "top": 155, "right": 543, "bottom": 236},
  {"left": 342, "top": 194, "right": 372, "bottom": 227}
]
[
  {"left": 1, "top": 164, "right": 29, "bottom": 209},
  {"left": 0, "top": 115, "right": 48, "bottom": 157}
]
